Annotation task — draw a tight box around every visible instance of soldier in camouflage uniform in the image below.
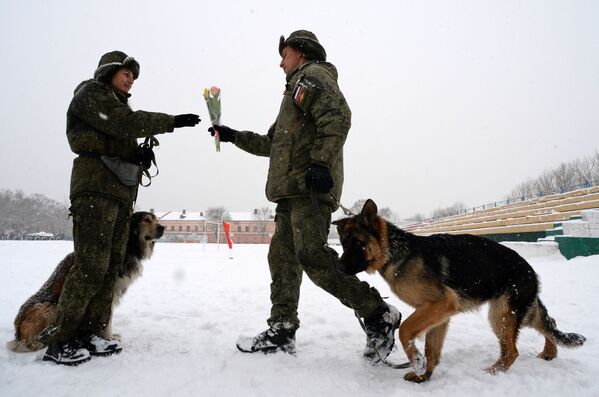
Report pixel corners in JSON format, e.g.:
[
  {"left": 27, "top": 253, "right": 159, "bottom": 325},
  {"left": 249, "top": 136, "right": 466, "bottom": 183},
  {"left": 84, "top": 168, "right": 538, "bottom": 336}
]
[
  {"left": 41, "top": 51, "right": 200, "bottom": 365},
  {"left": 209, "top": 31, "right": 401, "bottom": 362}
]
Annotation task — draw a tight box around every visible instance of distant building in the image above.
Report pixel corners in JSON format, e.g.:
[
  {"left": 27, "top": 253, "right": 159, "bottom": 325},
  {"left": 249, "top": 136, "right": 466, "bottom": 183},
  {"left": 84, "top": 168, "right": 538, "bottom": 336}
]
[
  {"left": 152, "top": 209, "right": 276, "bottom": 244},
  {"left": 25, "top": 231, "right": 61, "bottom": 240}
]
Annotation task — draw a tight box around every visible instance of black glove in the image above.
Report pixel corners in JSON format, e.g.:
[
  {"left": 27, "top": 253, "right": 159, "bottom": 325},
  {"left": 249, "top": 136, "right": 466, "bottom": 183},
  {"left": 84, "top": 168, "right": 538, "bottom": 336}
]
[
  {"left": 174, "top": 114, "right": 201, "bottom": 128},
  {"left": 305, "top": 164, "right": 333, "bottom": 194},
  {"left": 208, "top": 125, "right": 238, "bottom": 143}
]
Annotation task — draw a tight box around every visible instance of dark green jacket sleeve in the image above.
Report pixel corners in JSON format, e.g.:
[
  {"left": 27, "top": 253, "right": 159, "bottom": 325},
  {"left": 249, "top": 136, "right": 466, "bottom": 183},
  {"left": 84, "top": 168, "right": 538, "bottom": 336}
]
[
  {"left": 234, "top": 122, "right": 276, "bottom": 157},
  {"left": 69, "top": 82, "right": 175, "bottom": 139},
  {"left": 295, "top": 68, "right": 351, "bottom": 169}
]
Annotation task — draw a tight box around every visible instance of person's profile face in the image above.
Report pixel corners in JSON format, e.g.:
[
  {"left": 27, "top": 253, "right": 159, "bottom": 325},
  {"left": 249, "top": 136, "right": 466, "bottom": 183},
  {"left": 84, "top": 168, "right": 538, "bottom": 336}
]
[
  {"left": 279, "top": 47, "right": 305, "bottom": 76},
  {"left": 111, "top": 68, "right": 135, "bottom": 93}
]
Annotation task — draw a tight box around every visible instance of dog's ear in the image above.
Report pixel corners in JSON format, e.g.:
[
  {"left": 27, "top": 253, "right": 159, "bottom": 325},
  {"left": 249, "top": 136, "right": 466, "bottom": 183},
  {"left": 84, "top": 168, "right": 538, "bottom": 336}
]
[
  {"left": 129, "top": 212, "right": 141, "bottom": 234},
  {"left": 361, "top": 199, "right": 378, "bottom": 223},
  {"left": 332, "top": 218, "right": 349, "bottom": 233}
]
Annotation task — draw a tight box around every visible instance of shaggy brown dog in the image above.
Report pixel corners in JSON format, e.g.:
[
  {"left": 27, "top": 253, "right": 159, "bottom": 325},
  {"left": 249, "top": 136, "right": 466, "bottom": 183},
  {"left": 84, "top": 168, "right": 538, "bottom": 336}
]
[
  {"left": 7, "top": 211, "right": 164, "bottom": 352},
  {"left": 333, "top": 199, "right": 585, "bottom": 383}
]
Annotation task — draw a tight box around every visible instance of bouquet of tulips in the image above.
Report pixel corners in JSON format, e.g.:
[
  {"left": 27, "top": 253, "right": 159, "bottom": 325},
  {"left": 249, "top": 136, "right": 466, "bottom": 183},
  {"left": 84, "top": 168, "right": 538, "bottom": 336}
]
[{"left": 203, "top": 86, "right": 221, "bottom": 152}]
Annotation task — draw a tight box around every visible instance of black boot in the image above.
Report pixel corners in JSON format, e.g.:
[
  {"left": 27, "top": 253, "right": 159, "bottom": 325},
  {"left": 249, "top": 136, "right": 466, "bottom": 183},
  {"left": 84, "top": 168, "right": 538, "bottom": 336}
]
[
  {"left": 236, "top": 323, "right": 296, "bottom": 354},
  {"left": 42, "top": 340, "right": 91, "bottom": 366},
  {"left": 80, "top": 332, "right": 123, "bottom": 357},
  {"left": 363, "top": 303, "right": 402, "bottom": 364}
]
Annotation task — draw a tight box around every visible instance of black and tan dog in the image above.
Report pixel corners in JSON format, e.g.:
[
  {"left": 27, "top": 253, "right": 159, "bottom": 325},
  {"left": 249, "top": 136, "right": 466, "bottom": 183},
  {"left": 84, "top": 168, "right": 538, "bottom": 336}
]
[
  {"left": 7, "top": 211, "right": 164, "bottom": 352},
  {"left": 333, "top": 199, "right": 585, "bottom": 383}
]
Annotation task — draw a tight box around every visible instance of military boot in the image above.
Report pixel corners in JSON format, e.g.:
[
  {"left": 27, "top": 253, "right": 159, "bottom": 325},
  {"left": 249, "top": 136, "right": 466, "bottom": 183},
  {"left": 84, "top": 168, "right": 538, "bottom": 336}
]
[
  {"left": 236, "top": 323, "right": 296, "bottom": 355},
  {"left": 363, "top": 303, "right": 402, "bottom": 364},
  {"left": 80, "top": 331, "right": 123, "bottom": 356},
  {"left": 43, "top": 340, "right": 91, "bottom": 366}
]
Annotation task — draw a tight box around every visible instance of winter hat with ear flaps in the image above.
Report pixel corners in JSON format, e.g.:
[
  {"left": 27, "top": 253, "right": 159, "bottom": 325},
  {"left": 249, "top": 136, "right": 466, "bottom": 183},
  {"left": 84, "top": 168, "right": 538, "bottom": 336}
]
[
  {"left": 279, "top": 30, "right": 327, "bottom": 62},
  {"left": 94, "top": 51, "right": 140, "bottom": 82}
]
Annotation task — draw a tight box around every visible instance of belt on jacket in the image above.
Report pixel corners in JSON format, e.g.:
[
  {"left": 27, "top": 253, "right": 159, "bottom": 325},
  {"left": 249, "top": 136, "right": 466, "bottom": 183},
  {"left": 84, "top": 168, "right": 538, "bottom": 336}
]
[{"left": 76, "top": 151, "right": 102, "bottom": 159}]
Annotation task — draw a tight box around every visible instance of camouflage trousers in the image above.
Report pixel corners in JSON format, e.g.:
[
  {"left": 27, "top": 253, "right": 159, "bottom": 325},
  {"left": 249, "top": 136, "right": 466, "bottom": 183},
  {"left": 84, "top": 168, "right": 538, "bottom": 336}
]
[
  {"left": 267, "top": 197, "right": 386, "bottom": 330},
  {"left": 45, "top": 194, "right": 132, "bottom": 344}
]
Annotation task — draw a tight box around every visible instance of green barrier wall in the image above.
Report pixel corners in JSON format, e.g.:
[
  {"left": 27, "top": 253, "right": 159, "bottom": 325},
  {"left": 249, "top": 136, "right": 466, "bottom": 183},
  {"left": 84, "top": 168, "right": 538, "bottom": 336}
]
[
  {"left": 479, "top": 232, "right": 546, "bottom": 243},
  {"left": 555, "top": 236, "right": 599, "bottom": 260}
]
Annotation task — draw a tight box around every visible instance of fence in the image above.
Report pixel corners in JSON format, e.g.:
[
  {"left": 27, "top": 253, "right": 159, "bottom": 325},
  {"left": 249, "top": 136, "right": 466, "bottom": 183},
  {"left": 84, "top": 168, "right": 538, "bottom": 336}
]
[{"left": 429, "top": 180, "right": 599, "bottom": 221}]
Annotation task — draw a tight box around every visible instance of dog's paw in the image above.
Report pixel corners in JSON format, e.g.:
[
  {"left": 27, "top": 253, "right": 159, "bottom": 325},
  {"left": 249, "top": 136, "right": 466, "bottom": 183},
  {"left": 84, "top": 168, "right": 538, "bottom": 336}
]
[
  {"left": 537, "top": 344, "right": 557, "bottom": 361},
  {"left": 484, "top": 362, "right": 506, "bottom": 375},
  {"left": 404, "top": 371, "right": 431, "bottom": 383}
]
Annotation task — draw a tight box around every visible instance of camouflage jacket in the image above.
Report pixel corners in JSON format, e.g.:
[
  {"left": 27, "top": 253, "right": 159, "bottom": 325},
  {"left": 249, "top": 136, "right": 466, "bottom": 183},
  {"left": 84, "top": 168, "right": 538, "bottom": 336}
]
[
  {"left": 67, "top": 79, "right": 175, "bottom": 204},
  {"left": 234, "top": 61, "right": 351, "bottom": 209}
]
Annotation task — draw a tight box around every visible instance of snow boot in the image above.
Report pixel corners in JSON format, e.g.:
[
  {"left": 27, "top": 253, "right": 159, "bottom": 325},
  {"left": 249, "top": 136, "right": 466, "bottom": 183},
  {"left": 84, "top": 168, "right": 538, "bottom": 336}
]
[
  {"left": 236, "top": 323, "right": 296, "bottom": 355},
  {"left": 80, "top": 332, "right": 123, "bottom": 357},
  {"left": 42, "top": 340, "right": 91, "bottom": 366},
  {"left": 363, "top": 303, "right": 402, "bottom": 364}
]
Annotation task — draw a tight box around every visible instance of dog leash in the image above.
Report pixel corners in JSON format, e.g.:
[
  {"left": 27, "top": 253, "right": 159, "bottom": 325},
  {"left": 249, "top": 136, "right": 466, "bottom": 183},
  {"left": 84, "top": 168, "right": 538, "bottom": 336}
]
[
  {"left": 138, "top": 136, "right": 160, "bottom": 187},
  {"left": 330, "top": 193, "right": 355, "bottom": 216},
  {"left": 309, "top": 193, "right": 410, "bottom": 370}
]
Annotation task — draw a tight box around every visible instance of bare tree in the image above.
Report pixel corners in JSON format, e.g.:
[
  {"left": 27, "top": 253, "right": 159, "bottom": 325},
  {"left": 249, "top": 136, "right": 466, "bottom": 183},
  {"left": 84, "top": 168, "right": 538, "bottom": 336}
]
[
  {"left": 552, "top": 162, "right": 576, "bottom": 193},
  {"left": 0, "top": 189, "right": 71, "bottom": 239},
  {"left": 507, "top": 151, "right": 599, "bottom": 201},
  {"left": 252, "top": 206, "right": 274, "bottom": 243},
  {"left": 591, "top": 151, "right": 599, "bottom": 182},
  {"left": 535, "top": 170, "right": 555, "bottom": 196},
  {"left": 205, "top": 206, "right": 231, "bottom": 239},
  {"left": 205, "top": 206, "right": 231, "bottom": 221},
  {"left": 509, "top": 177, "right": 535, "bottom": 200},
  {"left": 430, "top": 202, "right": 466, "bottom": 219},
  {"left": 405, "top": 213, "right": 426, "bottom": 223},
  {"left": 573, "top": 153, "right": 599, "bottom": 186},
  {"left": 379, "top": 206, "right": 402, "bottom": 223},
  {"left": 572, "top": 157, "right": 593, "bottom": 186}
]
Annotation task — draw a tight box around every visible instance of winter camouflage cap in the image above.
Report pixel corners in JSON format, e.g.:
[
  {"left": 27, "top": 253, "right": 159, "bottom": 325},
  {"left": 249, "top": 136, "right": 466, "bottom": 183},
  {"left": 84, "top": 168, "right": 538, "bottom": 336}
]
[
  {"left": 279, "top": 30, "right": 326, "bottom": 62},
  {"left": 94, "top": 51, "right": 140, "bottom": 82}
]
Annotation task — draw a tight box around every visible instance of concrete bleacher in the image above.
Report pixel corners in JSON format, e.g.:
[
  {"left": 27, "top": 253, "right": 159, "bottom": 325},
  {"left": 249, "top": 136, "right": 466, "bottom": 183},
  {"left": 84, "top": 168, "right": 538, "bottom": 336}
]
[
  {"left": 554, "top": 209, "right": 599, "bottom": 259},
  {"left": 407, "top": 186, "right": 599, "bottom": 238},
  {"left": 405, "top": 186, "right": 599, "bottom": 259},
  {"left": 562, "top": 209, "right": 599, "bottom": 237}
]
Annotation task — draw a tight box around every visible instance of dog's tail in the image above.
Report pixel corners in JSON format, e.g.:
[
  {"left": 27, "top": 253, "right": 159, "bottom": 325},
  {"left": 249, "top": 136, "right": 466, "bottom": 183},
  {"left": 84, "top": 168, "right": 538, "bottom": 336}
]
[
  {"left": 536, "top": 298, "right": 586, "bottom": 348},
  {"left": 6, "top": 338, "right": 42, "bottom": 353}
]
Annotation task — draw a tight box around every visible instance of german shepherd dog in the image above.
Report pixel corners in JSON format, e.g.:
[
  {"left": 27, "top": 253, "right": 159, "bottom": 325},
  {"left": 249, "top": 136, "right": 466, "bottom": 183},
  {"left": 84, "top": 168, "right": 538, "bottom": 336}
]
[
  {"left": 333, "top": 199, "right": 585, "bottom": 383},
  {"left": 7, "top": 211, "right": 164, "bottom": 352}
]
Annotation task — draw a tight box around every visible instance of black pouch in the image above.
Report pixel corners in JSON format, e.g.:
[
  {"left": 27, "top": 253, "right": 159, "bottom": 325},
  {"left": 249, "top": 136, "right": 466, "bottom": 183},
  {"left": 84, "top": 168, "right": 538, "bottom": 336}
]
[{"left": 100, "top": 155, "right": 141, "bottom": 187}]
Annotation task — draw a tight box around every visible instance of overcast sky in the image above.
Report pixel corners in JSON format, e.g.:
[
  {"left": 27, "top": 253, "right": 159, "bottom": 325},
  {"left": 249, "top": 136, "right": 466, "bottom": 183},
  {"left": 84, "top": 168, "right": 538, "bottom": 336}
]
[{"left": 1, "top": 0, "right": 597, "bottom": 218}]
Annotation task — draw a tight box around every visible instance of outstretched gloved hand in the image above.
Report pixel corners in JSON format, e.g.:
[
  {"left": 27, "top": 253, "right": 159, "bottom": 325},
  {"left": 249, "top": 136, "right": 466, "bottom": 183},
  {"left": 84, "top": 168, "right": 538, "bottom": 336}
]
[
  {"left": 174, "top": 114, "right": 201, "bottom": 128},
  {"left": 208, "top": 125, "right": 238, "bottom": 143},
  {"left": 305, "top": 164, "right": 333, "bottom": 194}
]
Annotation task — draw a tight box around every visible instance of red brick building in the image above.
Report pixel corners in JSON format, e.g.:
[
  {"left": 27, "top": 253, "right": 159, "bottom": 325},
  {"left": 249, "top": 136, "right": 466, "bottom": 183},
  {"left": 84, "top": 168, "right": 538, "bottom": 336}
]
[{"left": 153, "top": 209, "right": 276, "bottom": 244}]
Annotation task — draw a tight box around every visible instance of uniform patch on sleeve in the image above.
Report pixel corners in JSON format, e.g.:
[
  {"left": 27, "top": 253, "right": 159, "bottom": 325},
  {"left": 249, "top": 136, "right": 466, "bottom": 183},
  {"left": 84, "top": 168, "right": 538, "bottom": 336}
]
[
  {"left": 293, "top": 83, "right": 305, "bottom": 104},
  {"left": 292, "top": 76, "right": 321, "bottom": 110}
]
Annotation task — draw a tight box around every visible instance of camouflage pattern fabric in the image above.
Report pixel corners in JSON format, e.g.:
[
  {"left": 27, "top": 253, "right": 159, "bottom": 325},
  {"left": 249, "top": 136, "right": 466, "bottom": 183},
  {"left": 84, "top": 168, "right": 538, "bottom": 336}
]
[
  {"left": 234, "top": 61, "right": 351, "bottom": 210},
  {"left": 43, "top": 57, "right": 177, "bottom": 345},
  {"left": 67, "top": 78, "right": 175, "bottom": 204},
  {"left": 234, "top": 59, "right": 386, "bottom": 328},
  {"left": 45, "top": 195, "right": 131, "bottom": 344},
  {"left": 267, "top": 197, "right": 386, "bottom": 329}
]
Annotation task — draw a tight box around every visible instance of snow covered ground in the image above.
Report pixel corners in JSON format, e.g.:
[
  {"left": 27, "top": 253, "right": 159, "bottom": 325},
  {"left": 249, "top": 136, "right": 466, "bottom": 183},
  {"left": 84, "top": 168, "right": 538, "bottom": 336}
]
[{"left": 1, "top": 241, "right": 598, "bottom": 397}]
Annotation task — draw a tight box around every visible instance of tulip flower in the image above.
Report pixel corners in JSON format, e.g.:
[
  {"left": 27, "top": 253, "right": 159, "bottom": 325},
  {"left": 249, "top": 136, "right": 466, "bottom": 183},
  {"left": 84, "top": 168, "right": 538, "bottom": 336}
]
[{"left": 204, "top": 86, "right": 222, "bottom": 152}]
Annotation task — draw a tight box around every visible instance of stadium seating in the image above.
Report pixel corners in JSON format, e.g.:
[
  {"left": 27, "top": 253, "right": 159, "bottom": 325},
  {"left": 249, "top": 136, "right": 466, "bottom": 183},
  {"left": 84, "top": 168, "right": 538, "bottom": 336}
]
[{"left": 406, "top": 186, "right": 599, "bottom": 241}]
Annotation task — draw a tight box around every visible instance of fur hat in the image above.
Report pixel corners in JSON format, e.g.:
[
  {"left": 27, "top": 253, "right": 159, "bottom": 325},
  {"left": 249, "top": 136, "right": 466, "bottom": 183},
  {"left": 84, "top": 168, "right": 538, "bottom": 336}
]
[
  {"left": 279, "top": 30, "right": 326, "bottom": 62},
  {"left": 94, "top": 51, "right": 140, "bottom": 82}
]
